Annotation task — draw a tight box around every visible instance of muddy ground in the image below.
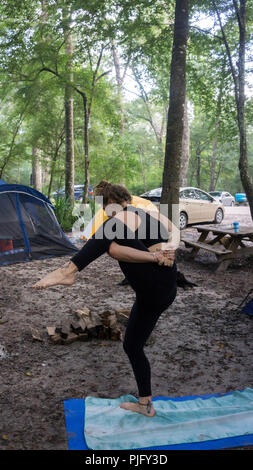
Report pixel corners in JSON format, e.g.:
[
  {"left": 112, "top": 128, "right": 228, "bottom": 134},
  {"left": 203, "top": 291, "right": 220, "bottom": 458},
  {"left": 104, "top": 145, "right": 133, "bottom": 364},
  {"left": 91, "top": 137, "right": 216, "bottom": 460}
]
[{"left": 0, "top": 207, "right": 253, "bottom": 451}]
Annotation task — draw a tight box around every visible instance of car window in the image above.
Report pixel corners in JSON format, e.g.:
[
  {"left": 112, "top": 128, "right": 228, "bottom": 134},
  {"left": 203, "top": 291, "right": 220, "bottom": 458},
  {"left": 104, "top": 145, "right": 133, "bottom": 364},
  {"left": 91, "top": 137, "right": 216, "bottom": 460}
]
[
  {"left": 181, "top": 189, "right": 197, "bottom": 199},
  {"left": 209, "top": 191, "right": 221, "bottom": 196},
  {"left": 149, "top": 188, "right": 162, "bottom": 196},
  {"left": 195, "top": 190, "right": 212, "bottom": 201},
  {"left": 225, "top": 193, "right": 230, "bottom": 197}
]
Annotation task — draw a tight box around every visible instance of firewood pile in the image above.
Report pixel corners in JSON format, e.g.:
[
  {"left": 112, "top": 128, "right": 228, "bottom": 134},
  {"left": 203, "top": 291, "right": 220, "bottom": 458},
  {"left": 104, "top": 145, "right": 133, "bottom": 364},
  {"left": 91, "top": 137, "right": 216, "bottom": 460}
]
[{"left": 45, "top": 307, "right": 129, "bottom": 345}]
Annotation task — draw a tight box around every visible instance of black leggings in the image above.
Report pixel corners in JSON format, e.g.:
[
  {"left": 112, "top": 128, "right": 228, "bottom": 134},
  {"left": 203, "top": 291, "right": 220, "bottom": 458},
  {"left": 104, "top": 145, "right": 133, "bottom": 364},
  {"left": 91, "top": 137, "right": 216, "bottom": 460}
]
[{"left": 123, "top": 288, "right": 177, "bottom": 397}]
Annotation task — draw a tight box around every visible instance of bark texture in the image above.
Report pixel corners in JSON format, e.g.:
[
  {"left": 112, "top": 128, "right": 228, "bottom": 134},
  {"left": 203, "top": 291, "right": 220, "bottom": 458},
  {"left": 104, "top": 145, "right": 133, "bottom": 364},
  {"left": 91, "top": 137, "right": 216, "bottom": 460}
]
[{"left": 160, "top": 0, "right": 189, "bottom": 222}]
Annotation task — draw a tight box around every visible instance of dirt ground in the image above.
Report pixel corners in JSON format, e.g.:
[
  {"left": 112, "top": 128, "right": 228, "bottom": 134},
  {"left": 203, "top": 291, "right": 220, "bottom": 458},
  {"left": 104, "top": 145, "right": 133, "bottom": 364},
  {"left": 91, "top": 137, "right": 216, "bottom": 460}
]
[{"left": 0, "top": 206, "right": 253, "bottom": 451}]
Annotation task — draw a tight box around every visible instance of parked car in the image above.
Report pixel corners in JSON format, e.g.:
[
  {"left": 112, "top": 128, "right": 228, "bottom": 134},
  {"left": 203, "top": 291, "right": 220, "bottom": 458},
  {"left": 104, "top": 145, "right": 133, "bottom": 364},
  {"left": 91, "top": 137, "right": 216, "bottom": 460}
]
[
  {"left": 51, "top": 185, "right": 94, "bottom": 201},
  {"left": 235, "top": 193, "right": 248, "bottom": 205},
  {"left": 140, "top": 186, "right": 224, "bottom": 230},
  {"left": 209, "top": 191, "right": 235, "bottom": 206}
]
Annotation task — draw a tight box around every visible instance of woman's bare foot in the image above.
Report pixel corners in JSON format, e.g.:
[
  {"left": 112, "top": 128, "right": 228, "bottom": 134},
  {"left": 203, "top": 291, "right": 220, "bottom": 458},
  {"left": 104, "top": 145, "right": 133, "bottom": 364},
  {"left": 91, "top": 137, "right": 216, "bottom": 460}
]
[
  {"left": 32, "top": 261, "right": 78, "bottom": 290},
  {"left": 119, "top": 400, "right": 155, "bottom": 417}
]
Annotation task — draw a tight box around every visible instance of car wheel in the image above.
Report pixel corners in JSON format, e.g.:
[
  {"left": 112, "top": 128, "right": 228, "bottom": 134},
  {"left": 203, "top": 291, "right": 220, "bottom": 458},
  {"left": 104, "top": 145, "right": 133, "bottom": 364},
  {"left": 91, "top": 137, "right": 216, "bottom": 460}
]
[
  {"left": 179, "top": 212, "right": 188, "bottom": 230},
  {"left": 214, "top": 208, "right": 224, "bottom": 224}
]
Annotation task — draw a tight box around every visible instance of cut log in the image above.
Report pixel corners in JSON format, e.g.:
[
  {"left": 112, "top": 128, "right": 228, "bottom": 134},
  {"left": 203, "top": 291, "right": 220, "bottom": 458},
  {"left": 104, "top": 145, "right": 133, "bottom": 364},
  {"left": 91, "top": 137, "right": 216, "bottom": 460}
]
[
  {"left": 110, "top": 328, "right": 122, "bottom": 341},
  {"left": 75, "top": 308, "right": 91, "bottom": 319},
  {"left": 46, "top": 327, "right": 56, "bottom": 336},
  {"left": 30, "top": 327, "right": 43, "bottom": 342},
  {"left": 46, "top": 307, "right": 122, "bottom": 344},
  {"left": 70, "top": 319, "right": 87, "bottom": 334},
  {"left": 115, "top": 308, "right": 131, "bottom": 318},
  {"left": 62, "top": 332, "right": 79, "bottom": 344},
  {"left": 78, "top": 332, "right": 89, "bottom": 342},
  {"left": 50, "top": 334, "right": 63, "bottom": 344},
  {"left": 60, "top": 322, "right": 70, "bottom": 339},
  {"left": 75, "top": 309, "right": 104, "bottom": 337},
  {"left": 104, "top": 313, "right": 122, "bottom": 340}
]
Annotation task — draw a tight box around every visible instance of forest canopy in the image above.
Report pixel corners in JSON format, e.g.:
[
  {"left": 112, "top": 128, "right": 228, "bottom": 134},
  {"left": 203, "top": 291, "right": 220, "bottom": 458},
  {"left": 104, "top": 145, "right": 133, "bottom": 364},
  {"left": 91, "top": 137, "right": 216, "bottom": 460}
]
[{"left": 0, "top": 0, "right": 252, "bottom": 203}]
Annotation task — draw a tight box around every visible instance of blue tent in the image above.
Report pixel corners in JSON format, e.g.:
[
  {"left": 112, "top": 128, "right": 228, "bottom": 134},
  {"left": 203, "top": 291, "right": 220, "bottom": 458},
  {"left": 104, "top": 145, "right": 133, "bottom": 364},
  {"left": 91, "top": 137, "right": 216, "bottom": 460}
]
[{"left": 0, "top": 180, "right": 78, "bottom": 266}]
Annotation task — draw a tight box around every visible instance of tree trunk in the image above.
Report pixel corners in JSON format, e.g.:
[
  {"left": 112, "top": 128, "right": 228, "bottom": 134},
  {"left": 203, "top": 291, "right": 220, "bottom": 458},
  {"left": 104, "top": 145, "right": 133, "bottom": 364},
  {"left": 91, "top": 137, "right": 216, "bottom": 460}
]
[
  {"left": 210, "top": 132, "right": 218, "bottom": 191},
  {"left": 213, "top": 0, "right": 253, "bottom": 219},
  {"left": 214, "top": 161, "right": 222, "bottom": 189},
  {"left": 133, "top": 69, "right": 165, "bottom": 161},
  {"left": 32, "top": 0, "right": 48, "bottom": 194},
  {"left": 82, "top": 93, "right": 90, "bottom": 204},
  {"left": 160, "top": 0, "right": 189, "bottom": 223},
  {"left": 236, "top": 0, "right": 253, "bottom": 219},
  {"left": 209, "top": 58, "right": 225, "bottom": 192},
  {"left": 32, "top": 147, "right": 42, "bottom": 191},
  {"left": 196, "top": 144, "right": 201, "bottom": 188},
  {"left": 180, "top": 96, "right": 190, "bottom": 187},
  {"left": 111, "top": 42, "right": 126, "bottom": 134},
  {"left": 63, "top": 5, "right": 74, "bottom": 204},
  {"left": 138, "top": 147, "right": 147, "bottom": 192},
  {"left": 42, "top": 155, "right": 51, "bottom": 188},
  {"left": 81, "top": 46, "right": 108, "bottom": 203},
  {"left": 47, "top": 128, "right": 64, "bottom": 198}
]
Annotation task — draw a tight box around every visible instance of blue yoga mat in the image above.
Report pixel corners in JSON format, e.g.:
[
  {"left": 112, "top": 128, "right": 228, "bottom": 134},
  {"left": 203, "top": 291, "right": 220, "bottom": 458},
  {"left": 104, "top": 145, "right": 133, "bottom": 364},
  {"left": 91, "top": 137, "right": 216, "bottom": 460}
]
[{"left": 64, "top": 389, "right": 253, "bottom": 450}]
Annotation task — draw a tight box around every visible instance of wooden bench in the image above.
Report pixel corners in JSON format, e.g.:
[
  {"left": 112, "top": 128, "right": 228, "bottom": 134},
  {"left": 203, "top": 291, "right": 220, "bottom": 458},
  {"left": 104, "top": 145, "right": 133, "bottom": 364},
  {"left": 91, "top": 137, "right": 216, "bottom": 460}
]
[{"left": 181, "top": 236, "right": 233, "bottom": 256}]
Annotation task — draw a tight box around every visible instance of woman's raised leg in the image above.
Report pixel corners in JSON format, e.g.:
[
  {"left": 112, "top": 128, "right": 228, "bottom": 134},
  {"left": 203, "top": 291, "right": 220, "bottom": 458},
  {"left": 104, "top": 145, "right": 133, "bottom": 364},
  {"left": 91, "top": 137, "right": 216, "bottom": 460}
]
[{"left": 32, "top": 261, "right": 78, "bottom": 290}]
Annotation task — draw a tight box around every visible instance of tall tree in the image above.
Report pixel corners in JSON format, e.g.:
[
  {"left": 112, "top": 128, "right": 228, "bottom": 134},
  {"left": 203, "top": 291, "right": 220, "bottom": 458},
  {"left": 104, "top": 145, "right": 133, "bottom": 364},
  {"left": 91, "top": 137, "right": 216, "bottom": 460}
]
[
  {"left": 31, "top": 0, "right": 46, "bottom": 192},
  {"left": 209, "top": 58, "right": 226, "bottom": 191},
  {"left": 31, "top": 147, "right": 42, "bottom": 190},
  {"left": 180, "top": 96, "right": 190, "bottom": 187},
  {"left": 63, "top": 2, "right": 75, "bottom": 204},
  {"left": 160, "top": 0, "right": 189, "bottom": 223},
  {"left": 213, "top": 0, "right": 253, "bottom": 219},
  {"left": 111, "top": 41, "right": 130, "bottom": 133}
]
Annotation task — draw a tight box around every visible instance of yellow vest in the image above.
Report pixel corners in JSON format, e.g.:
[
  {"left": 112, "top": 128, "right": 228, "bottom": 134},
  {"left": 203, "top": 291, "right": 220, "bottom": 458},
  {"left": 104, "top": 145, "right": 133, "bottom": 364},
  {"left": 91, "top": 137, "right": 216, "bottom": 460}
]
[{"left": 83, "top": 195, "right": 157, "bottom": 240}]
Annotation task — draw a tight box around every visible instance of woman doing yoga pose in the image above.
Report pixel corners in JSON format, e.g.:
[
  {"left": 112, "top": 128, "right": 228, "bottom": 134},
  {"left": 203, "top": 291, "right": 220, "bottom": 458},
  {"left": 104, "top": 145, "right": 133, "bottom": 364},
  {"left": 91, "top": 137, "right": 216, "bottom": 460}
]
[{"left": 33, "top": 181, "right": 179, "bottom": 418}]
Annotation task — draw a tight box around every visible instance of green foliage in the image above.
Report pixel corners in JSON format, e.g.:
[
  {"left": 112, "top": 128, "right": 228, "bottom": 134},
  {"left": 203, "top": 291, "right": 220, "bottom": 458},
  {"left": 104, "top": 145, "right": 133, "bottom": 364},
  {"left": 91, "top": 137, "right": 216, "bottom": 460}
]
[
  {"left": 53, "top": 197, "right": 78, "bottom": 232},
  {"left": 0, "top": 0, "right": 252, "bottom": 214}
]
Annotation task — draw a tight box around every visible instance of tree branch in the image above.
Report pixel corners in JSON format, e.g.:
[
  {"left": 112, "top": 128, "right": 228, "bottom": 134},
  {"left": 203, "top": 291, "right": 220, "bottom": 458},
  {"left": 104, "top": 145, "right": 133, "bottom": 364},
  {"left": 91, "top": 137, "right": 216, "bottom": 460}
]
[
  {"left": 232, "top": 0, "right": 242, "bottom": 31},
  {"left": 95, "top": 70, "right": 112, "bottom": 82}
]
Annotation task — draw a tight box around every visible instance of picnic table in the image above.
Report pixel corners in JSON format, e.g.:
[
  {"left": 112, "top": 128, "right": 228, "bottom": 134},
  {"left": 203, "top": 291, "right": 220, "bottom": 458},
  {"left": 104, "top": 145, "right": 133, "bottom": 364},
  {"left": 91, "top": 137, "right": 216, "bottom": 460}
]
[{"left": 181, "top": 224, "right": 253, "bottom": 271}]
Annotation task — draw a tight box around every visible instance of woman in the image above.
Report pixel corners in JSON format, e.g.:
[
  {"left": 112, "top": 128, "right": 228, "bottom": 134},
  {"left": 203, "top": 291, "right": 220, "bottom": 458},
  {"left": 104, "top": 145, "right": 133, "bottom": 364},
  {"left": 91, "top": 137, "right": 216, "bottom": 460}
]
[{"left": 33, "top": 182, "right": 178, "bottom": 418}]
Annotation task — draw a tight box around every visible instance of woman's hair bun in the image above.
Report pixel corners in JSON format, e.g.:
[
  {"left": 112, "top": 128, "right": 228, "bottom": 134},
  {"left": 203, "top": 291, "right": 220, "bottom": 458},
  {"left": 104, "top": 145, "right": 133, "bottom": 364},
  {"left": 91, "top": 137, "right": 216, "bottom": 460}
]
[
  {"left": 94, "top": 180, "right": 131, "bottom": 205},
  {"left": 94, "top": 180, "right": 111, "bottom": 195}
]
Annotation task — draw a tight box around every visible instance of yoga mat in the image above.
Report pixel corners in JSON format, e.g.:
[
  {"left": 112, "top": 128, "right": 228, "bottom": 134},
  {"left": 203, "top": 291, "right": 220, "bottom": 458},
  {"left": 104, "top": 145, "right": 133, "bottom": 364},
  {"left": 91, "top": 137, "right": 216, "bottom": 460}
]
[{"left": 64, "top": 389, "right": 253, "bottom": 451}]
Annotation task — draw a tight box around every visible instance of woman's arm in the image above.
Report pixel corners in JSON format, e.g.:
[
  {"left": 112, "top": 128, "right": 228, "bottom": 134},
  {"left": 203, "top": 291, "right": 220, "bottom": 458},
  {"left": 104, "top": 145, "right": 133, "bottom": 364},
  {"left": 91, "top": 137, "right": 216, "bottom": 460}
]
[
  {"left": 147, "top": 209, "right": 180, "bottom": 250},
  {"left": 108, "top": 241, "right": 175, "bottom": 266},
  {"left": 108, "top": 242, "right": 157, "bottom": 263}
]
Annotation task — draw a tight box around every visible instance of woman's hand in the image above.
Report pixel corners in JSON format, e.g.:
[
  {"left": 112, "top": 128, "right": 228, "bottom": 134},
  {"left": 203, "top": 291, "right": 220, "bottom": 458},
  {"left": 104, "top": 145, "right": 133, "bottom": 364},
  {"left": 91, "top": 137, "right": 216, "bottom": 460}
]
[{"left": 153, "top": 249, "right": 176, "bottom": 266}]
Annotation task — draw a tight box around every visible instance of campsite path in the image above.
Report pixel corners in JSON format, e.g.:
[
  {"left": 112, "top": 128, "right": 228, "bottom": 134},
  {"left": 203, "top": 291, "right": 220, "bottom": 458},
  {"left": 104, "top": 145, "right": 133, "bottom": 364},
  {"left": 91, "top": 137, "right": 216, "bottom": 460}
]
[{"left": 0, "top": 206, "right": 252, "bottom": 450}]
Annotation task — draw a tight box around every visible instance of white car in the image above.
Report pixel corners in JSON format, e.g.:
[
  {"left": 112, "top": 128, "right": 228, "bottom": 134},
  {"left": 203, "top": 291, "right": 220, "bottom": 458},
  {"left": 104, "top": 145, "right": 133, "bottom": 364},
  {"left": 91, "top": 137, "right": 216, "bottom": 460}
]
[
  {"left": 209, "top": 191, "right": 235, "bottom": 206},
  {"left": 140, "top": 186, "right": 224, "bottom": 230}
]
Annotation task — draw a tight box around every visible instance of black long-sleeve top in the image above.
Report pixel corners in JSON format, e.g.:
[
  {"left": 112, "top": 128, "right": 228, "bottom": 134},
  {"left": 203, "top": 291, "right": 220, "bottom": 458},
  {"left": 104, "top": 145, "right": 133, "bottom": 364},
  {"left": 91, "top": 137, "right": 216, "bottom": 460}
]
[{"left": 71, "top": 205, "right": 170, "bottom": 272}]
